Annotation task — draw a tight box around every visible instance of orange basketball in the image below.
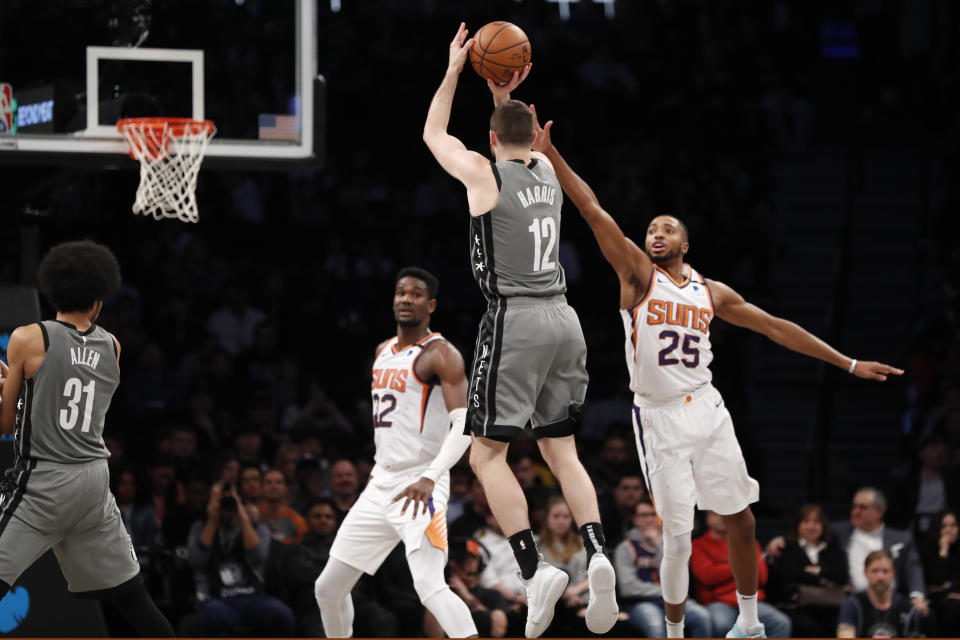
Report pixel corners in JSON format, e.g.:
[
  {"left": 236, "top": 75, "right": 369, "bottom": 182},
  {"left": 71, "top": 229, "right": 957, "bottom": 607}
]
[{"left": 469, "top": 21, "right": 531, "bottom": 85}]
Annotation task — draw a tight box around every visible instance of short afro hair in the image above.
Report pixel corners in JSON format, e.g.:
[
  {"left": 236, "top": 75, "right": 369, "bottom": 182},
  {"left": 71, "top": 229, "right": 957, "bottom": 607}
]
[
  {"left": 396, "top": 266, "right": 439, "bottom": 299},
  {"left": 37, "top": 240, "right": 121, "bottom": 312}
]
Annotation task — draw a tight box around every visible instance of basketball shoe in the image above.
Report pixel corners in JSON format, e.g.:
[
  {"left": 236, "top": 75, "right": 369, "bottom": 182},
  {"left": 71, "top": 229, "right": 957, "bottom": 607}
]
[
  {"left": 585, "top": 553, "right": 618, "bottom": 633},
  {"left": 520, "top": 561, "right": 569, "bottom": 638}
]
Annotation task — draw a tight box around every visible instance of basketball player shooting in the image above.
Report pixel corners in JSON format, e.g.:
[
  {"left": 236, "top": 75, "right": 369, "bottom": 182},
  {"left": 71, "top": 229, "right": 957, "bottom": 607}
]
[
  {"left": 423, "top": 23, "right": 619, "bottom": 637},
  {"left": 0, "top": 240, "right": 174, "bottom": 637},
  {"left": 528, "top": 106, "right": 903, "bottom": 638},
  {"left": 313, "top": 267, "right": 478, "bottom": 638}
]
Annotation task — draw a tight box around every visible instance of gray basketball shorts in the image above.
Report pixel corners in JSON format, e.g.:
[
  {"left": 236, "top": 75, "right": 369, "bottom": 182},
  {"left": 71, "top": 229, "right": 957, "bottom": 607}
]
[
  {"left": 466, "top": 295, "right": 589, "bottom": 441},
  {"left": 0, "top": 458, "right": 141, "bottom": 595}
]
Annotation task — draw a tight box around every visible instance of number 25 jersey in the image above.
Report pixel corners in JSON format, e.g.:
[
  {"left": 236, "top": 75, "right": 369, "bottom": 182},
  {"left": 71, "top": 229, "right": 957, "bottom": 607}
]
[
  {"left": 15, "top": 320, "right": 119, "bottom": 464},
  {"left": 370, "top": 333, "right": 450, "bottom": 478},
  {"left": 621, "top": 265, "right": 715, "bottom": 403}
]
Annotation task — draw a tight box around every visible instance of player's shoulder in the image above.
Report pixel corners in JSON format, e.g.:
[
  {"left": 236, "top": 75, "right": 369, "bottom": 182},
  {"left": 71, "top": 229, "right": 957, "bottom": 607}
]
[
  {"left": 374, "top": 337, "right": 396, "bottom": 360},
  {"left": 531, "top": 150, "right": 554, "bottom": 171},
  {"left": 10, "top": 322, "right": 45, "bottom": 347}
]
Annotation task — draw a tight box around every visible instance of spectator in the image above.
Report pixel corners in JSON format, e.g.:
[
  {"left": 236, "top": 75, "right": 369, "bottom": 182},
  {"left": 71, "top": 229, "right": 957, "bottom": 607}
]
[
  {"left": 234, "top": 427, "right": 266, "bottom": 470},
  {"left": 837, "top": 550, "right": 920, "bottom": 637},
  {"left": 616, "top": 499, "right": 712, "bottom": 637},
  {"left": 239, "top": 464, "right": 263, "bottom": 506},
  {"left": 834, "top": 488, "right": 929, "bottom": 617},
  {"left": 446, "top": 464, "right": 472, "bottom": 525},
  {"left": 258, "top": 469, "right": 308, "bottom": 543},
  {"left": 167, "top": 425, "right": 202, "bottom": 480},
  {"left": 299, "top": 499, "right": 339, "bottom": 560},
  {"left": 273, "top": 443, "right": 302, "bottom": 489},
  {"left": 921, "top": 509, "right": 960, "bottom": 634},
  {"left": 328, "top": 458, "right": 360, "bottom": 521},
  {"left": 767, "top": 504, "right": 850, "bottom": 637},
  {"left": 449, "top": 475, "right": 491, "bottom": 539},
  {"left": 598, "top": 472, "right": 646, "bottom": 548},
  {"left": 446, "top": 538, "right": 512, "bottom": 638},
  {"left": 133, "top": 455, "right": 182, "bottom": 548},
  {"left": 887, "top": 433, "right": 960, "bottom": 537},
  {"left": 163, "top": 476, "right": 211, "bottom": 549},
  {"left": 691, "top": 510, "right": 792, "bottom": 637},
  {"left": 186, "top": 483, "right": 295, "bottom": 636},
  {"left": 289, "top": 453, "right": 328, "bottom": 515}
]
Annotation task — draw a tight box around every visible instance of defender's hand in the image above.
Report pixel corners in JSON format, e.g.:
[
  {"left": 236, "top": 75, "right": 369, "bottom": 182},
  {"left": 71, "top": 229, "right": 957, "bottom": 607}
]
[
  {"left": 529, "top": 104, "right": 554, "bottom": 153},
  {"left": 447, "top": 22, "right": 474, "bottom": 74},
  {"left": 487, "top": 63, "right": 531, "bottom": 106},
  {"left": 392, "top": 477, "right": 435, "bottom": 518},
  {"left": 0, "top": 360, "right": 7, "bottom": 401},
  {"left": 852, "top": 360, "right": 904, "bottom": 381}
]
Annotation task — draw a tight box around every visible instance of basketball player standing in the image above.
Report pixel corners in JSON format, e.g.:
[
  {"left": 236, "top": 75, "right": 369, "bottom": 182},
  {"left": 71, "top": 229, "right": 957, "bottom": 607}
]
[
  {"left": 423, "top": 23, "right": 619, "bottom": 637},
  {"left": 528, "top": 107, "right": 903, "bottom": 638},
  {"left": 0, "top": 240, "right": 174, "bottom": 636},
  {"left": 314, "top": 267, "right": 478, "bottom": 638}
]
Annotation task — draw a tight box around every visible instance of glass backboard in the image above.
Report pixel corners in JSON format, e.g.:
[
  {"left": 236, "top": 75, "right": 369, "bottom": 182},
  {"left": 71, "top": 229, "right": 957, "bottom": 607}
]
[{"left": 0, "top": 0, "right": 323, "bottom": 169}]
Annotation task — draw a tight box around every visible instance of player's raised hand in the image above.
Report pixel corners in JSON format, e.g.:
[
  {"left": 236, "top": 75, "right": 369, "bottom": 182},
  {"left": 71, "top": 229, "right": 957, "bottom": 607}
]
[
  {"left": 392, "top": 477, "right": 435, "bottom": 519},
  {"left": 447, "top": 22, "right": 474, "bottom": 74},
  {"left": 0, "top": 361, "right": 7, "bottom": 400},
  {"left": 851, "top": 360, "right": 904, "bottom": 381},
  {"left": 529, "top": 104, "right": 554, "bottom": 153},
  {"left": 487, "top": 63, "right": 531, "bottom": 106}
]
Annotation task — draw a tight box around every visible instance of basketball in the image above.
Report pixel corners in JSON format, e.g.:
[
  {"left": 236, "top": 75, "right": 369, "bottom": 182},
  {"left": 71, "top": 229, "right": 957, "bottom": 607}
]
[{"left": 469, "top": 21, "right": 531, "bottom": 85}]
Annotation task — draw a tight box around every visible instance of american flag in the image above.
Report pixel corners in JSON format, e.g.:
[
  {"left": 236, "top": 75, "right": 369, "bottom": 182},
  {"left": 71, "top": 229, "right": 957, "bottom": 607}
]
[{"left": 258, "top": 114, "right": 298, "bottom": 141}]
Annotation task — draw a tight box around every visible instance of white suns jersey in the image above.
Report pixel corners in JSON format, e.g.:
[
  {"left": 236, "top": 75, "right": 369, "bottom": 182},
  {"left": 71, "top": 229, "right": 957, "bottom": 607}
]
[
  {"left": 370, "top": 332, "right": 451, "bottom": 480},
  {"left": 621, "top": 265, "right": 716, "bottom": 403}
]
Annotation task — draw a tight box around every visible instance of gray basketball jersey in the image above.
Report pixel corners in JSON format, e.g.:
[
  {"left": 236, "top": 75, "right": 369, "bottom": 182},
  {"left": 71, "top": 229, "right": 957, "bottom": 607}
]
[
  {"left": 14, "top": 321, "right": 119, "bottom": 464},
  {"left": 470, "top": 159, "right": 567, "bottom": 300}
]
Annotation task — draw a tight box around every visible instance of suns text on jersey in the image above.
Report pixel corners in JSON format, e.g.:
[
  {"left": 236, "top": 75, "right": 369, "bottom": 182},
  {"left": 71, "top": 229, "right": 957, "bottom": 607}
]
[
  {"left": 70, "top": 346, "right": 101, "bottom": 369},
  {"left": 646, "top": 300, "right": 713, "bottom": 333},
  {"left": 371, "top": 368, "right": 407, "bottom": 392}
]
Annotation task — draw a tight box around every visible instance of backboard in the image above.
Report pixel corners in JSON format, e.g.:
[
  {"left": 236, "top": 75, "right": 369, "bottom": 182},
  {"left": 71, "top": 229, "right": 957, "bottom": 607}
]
[{"left": 0, "top": 0, "right": 323, "bottom": 170}]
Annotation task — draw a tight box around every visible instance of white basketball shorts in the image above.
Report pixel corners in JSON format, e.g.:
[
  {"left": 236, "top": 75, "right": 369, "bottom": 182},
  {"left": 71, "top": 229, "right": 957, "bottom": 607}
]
[
  {"left": 631, "top": 384, "right": 759, "bottom": 536},
  {"left": 329, "top": 470, "right": 450, "bottom": 575}
]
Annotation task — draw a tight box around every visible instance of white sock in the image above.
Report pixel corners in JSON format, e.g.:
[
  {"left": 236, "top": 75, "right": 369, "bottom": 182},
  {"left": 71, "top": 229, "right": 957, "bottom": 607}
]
[
  {"left": 665, "top": 616, "right": 685, "bottom": 638},
  {"left": 736, "top": 591, "right": 760, "bottom": 629}
]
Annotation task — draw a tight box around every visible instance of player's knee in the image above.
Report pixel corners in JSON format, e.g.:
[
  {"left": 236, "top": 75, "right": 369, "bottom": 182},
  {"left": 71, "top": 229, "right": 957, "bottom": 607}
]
[
  {"left": 723, "top": 508, "right": 756, "bottom": 541},
  {"left": 662, "top": 532, "right": 692, "bottom": 562},
  {"left": 314, "top": 574, "right": 345, "bottom": 607},
  {"left": 413, "top": 578, "right": 445, "bottom": 605}
]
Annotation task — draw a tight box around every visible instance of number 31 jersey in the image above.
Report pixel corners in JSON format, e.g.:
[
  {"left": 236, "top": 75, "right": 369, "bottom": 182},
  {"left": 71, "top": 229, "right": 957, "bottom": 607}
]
[
  {"left": 370, "top": 333, "right": 450, "bottom": 479},
  {"left": 15, "top": 320, "right": 119, "bottom": 464},
  {"left": 621, "top": 265, "right": 715, "bottom": 403}
]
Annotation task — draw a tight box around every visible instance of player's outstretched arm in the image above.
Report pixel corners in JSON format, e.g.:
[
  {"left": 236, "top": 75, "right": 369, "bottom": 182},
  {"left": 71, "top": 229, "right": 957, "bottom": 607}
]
[
  {"left": 393, "top": 341, "right": 472, "bottom": 518},
  {"left": 423, "top": 24, "right": 491, "bottom": 192},
  {"left": 530, "top": 105, "right": 650, "bottom": 284},
  {"left": 708, "top": 279, "right": 904, "bottom": 381}
]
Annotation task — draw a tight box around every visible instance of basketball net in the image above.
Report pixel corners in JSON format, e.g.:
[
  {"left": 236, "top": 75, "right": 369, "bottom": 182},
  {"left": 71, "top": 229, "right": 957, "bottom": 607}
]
[{"left": 117, "top": 118, "right": 216, "bottom": 223}]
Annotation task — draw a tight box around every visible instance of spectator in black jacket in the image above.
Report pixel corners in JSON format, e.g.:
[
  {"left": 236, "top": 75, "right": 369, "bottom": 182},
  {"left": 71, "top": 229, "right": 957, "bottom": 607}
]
[
  {"left": 767, "top": 504, "right": 849, "bottom": 637},
  {"left": 922, "top": 509, "right": 960, "bottom": 635}
]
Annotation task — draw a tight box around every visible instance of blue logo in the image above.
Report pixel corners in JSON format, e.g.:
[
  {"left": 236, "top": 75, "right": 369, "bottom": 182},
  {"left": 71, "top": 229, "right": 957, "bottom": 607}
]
[{"left": 0, "top": 586, "right": 29, "bottom": 632}]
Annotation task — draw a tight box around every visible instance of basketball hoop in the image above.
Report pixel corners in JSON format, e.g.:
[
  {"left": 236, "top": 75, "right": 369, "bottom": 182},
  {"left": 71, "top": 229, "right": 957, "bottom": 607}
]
[{"left": 117, "top": 117, "right": 216, "bottom": 223}]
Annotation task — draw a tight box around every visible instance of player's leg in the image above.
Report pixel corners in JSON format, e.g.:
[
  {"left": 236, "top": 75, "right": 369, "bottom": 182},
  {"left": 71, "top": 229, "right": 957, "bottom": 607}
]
[
  {"left": 465, "top": 302, "right": 542, "bottom": 580},
  {"left": 532, "top": 300, "right": 618, "bottom": 635},
  {"left": 53, "top": 463, "right": 172, "bottom": 636},
  {"left": 632, "top": 403, "right": 699, "bottom": 638},
  {"left": 319, "top": 485, "right": 400, "bottom": 637},
  {"left": 314, "top": 558, "right": 364, "bottom": 637},
  {"left": 407, "top": 544, "right": 477, "bottom": 638},
  {"left": 691, "top": 388, "right": 762, "bottom": 637}
]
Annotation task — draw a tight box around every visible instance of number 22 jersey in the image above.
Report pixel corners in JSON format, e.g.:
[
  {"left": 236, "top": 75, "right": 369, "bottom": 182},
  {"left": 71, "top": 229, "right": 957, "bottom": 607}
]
[
  {"left": 621, "top": 265, "right": 715, "bottom": 403},
  {"left": 370, "top": 333, "right": 450, "bottom": 480}
]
